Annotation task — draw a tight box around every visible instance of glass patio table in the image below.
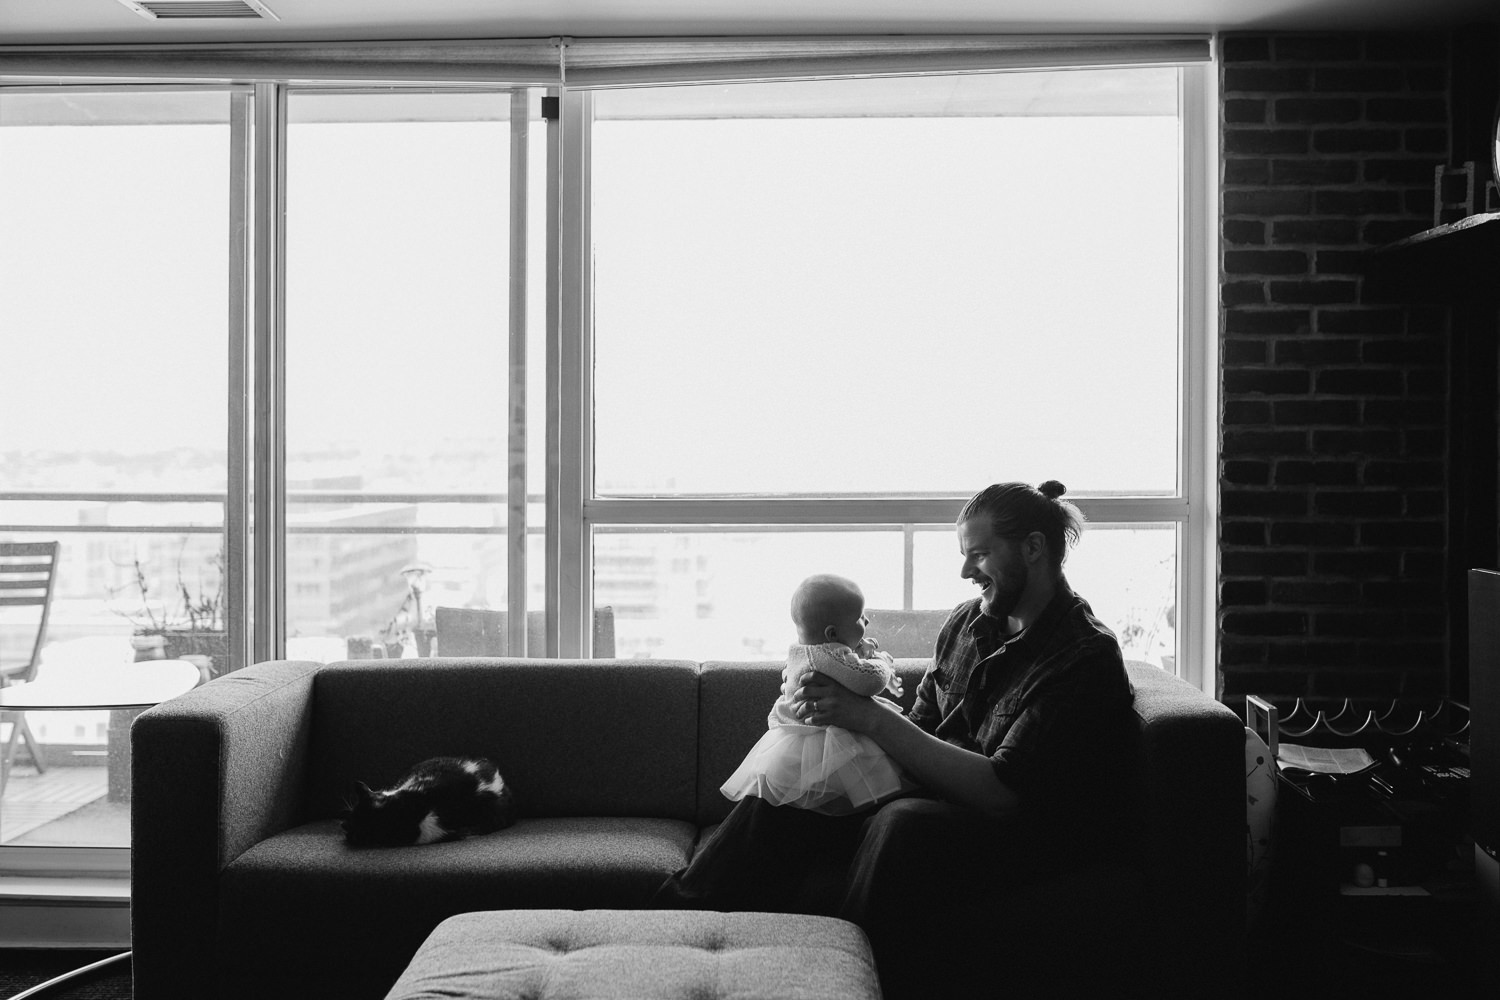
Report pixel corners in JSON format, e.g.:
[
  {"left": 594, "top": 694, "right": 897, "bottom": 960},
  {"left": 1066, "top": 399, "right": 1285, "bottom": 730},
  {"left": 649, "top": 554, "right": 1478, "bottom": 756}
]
[{"left": 0, "top": 659, "right": 200, "bottom": 830}]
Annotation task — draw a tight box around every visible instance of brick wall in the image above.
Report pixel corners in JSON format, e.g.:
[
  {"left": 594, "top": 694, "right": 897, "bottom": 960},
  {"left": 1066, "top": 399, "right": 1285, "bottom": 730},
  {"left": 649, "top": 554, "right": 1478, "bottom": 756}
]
[{"left": 1218, "top": 33, "right": 1454, "bottom": 704}]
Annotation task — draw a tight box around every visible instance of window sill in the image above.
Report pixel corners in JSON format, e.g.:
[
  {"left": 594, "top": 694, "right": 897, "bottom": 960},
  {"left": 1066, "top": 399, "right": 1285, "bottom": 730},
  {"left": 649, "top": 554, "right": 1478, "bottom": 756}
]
[{"left": 0, "top": 876, "right": 130, "bottom": 949}]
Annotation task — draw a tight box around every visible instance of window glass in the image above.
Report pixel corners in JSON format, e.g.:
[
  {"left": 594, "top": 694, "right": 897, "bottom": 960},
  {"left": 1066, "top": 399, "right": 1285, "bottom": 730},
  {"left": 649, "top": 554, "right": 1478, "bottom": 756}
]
[
  {"left": 913, "top": 521, "right": 1178, "bottom": 668},
  {"left": 588, "top": 67, "right": 1189, "bottom": 665},
  {"left": 0, "top": 90, "right": 233, "bottom": 848},
  {"left": 284, "top": 92, "right": 542, "bottom": 660},
  {"left": 591, "top": 69, "right": 1181, "bottom": 498},
  {"left": 595, "top": 529, "right": 905, "bottom": 660},
  {"left": 595, "top": 522, "right": 1175, "bottom": 666}
]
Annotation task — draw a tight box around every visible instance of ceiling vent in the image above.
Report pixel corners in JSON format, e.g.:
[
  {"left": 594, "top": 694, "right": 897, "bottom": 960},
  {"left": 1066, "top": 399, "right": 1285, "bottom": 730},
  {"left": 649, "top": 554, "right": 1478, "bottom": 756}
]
[{"left": 117, "top": 0, "right": 279, "bottom": 19}]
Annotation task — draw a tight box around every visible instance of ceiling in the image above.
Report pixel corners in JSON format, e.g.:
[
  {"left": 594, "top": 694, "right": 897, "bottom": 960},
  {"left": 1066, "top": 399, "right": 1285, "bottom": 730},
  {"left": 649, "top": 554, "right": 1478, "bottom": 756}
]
[{"left": 2, "top": 0, "right": 1498, "bottom": 47}]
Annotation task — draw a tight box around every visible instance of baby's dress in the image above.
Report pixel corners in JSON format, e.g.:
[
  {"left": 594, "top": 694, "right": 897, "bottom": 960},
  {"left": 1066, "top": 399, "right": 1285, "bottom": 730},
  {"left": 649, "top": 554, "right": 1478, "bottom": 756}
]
[{"left": 719, "top": 642, "right": 918, "bottom": 815}]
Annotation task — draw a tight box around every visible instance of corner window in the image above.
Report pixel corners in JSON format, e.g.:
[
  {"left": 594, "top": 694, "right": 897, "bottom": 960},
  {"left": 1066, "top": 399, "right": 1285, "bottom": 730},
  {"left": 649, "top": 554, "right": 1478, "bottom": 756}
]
[{"left": 0, "top": 53, "right": 1212, "bottom": 869}]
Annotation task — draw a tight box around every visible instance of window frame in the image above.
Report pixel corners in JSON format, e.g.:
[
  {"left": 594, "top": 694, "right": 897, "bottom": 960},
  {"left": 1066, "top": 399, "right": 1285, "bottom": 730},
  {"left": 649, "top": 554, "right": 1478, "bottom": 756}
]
[
  {"left": 561, "top": 64, "right": 1217, "bottom": 689},
  {"left": 0, "top": 81, "right": 540, "bottom": 874},
  {"left": 0, "top": 84, "right": 251, "bottom": 878},
  {"left": 0, "top": 46, "right": 1217, "bottom": 682}
]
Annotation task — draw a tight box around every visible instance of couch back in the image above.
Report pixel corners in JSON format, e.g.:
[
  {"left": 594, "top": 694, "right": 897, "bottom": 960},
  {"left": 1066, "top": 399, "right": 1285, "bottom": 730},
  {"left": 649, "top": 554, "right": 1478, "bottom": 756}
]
[
  {"left": 301, "top": 657, "right": 1244, "bottom": 897},
  {"left": 305, "top": 658, "right": 702, "bottom": 822}
]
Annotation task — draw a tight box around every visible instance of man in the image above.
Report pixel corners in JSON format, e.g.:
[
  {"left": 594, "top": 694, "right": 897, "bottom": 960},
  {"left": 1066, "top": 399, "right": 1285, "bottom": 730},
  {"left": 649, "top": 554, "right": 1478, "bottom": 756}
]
[{"left": 654, "top": 481, "right": 1141, "bottom": 996}]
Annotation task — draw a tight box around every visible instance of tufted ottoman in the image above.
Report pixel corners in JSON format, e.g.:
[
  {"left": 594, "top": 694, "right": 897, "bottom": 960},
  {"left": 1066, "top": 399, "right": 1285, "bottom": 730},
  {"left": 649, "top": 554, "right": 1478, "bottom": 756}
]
[{"left": 384, "top": 909, "right": 882, "bottom": 1000}]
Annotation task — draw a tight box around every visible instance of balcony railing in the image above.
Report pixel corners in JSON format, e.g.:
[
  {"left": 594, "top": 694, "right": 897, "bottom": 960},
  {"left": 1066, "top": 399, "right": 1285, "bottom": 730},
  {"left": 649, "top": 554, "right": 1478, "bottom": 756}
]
[{"left": 0, "top": 489, "right": 941, "bottom": 609}]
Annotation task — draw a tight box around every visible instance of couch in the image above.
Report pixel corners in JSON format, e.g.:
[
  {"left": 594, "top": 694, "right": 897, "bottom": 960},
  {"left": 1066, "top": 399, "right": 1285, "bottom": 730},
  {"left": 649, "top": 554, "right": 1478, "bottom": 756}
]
[{"left": 130, "top": 656, "right": 1246, "bottom": 999}]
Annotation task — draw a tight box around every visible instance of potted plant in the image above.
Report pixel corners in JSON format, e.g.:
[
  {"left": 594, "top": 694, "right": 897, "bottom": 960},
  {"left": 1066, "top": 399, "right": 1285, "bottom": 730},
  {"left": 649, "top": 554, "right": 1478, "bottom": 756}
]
[
  {"left": 104, "top": 546, "right": 224, "bottom": 801},
  {"left": 114, "top": 548, "right": 227, "bottom": 683}
]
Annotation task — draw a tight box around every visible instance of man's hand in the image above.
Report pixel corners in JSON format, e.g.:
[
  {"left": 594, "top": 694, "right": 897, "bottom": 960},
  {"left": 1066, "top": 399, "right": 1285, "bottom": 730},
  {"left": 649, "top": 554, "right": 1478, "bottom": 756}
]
[
  {"left": 793, "top": 670, "right": 883, "bottom": 732},
  {"left": 795, "top": 670, "right": 1020, "bottom": 818}
]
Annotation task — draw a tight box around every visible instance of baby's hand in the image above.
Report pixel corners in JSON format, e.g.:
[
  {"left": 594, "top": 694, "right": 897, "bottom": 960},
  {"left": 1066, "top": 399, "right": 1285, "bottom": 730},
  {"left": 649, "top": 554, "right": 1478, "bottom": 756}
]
[{"left": 855, "top": 637, "right": 881, "bottom": 658}]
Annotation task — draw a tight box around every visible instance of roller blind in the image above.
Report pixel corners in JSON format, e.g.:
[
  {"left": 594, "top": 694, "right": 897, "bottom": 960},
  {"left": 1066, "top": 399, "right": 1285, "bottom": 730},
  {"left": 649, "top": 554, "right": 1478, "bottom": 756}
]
[
  {"left": 0, "top": 39, "right": 559, "bottom": 86},
  {"left": 0, "top": 34, "right": 1210, "bottom": 88},
  {"left": 560, "top": 35, "right": 1210, "bottom": 88}
]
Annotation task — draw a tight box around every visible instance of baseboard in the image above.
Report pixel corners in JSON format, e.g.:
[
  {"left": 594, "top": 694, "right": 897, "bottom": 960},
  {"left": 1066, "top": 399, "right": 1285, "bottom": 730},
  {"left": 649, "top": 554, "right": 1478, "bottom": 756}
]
[{"left": 0, "top": 879, "right": 130, "bottom": 948}]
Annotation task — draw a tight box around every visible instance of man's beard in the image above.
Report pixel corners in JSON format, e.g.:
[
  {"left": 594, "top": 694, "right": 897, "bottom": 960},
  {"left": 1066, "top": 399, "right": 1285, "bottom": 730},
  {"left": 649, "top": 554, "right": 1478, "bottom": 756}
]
[{"left": 981, "top": 562, "right": 1028, "bottom": 621}]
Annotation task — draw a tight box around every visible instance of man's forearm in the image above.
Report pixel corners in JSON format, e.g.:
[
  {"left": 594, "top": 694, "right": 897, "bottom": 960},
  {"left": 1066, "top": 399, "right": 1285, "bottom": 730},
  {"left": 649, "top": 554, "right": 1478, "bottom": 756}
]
[{"left": 868, "top": 709, "right": 1019, "bottom": 816}]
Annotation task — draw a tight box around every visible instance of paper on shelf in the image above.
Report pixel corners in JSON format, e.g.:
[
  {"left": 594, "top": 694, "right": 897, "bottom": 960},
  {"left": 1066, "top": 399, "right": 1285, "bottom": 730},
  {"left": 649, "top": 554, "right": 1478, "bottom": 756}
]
[{"left": 1276, "top": 743, "right": 1376, "bottom": 775}]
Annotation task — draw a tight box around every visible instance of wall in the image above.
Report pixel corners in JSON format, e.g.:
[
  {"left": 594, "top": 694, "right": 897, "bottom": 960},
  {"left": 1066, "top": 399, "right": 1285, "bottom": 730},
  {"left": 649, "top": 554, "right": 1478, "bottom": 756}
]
[{"left": 1217, "top": 32, "right": 1457, "bottom": 703}]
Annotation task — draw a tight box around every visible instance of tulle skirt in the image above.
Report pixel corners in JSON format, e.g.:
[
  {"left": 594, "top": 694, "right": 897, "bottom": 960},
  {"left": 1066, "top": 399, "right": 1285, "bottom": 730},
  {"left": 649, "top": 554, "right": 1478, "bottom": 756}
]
[{"left": 719, "top": 724, "right": 916, "bottom": 816}]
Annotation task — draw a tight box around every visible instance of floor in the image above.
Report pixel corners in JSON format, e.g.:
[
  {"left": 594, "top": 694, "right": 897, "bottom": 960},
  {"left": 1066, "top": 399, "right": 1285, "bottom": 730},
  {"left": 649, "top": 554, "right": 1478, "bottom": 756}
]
[
  {"left": 0, "top": 765, "right": 131, "bottom": 996},
  {"left": 0, "top": 950, "right": 131, "bottom": 999},
  {"left": 0, "top": 765, "right": 125, "bottom": 847}
]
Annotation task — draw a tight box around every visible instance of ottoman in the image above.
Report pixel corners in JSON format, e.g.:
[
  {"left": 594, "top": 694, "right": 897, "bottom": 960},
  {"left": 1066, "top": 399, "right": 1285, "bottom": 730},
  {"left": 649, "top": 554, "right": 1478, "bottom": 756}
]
[{"left": 384, "top": 909, "right": 883, "bottom": 1000}]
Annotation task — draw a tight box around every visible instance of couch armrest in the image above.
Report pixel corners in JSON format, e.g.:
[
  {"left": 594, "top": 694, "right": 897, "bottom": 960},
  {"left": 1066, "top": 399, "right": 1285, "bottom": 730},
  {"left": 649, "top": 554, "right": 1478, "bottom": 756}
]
[{"left": 131, "top": 659, "right": 322, "bottom": 1000}]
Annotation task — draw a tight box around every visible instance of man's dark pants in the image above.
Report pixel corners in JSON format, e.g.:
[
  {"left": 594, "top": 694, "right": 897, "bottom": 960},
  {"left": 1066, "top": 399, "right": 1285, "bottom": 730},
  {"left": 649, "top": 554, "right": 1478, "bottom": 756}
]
[{"left": 653, "top": 794, "right": 1051, "bottom": 999}]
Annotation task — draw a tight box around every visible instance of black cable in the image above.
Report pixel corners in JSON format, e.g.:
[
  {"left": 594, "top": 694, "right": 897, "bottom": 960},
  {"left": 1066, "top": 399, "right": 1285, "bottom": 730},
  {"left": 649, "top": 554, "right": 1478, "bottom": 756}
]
[{"left": 6, "top": 951, "right": 129, "bottom": 1000}]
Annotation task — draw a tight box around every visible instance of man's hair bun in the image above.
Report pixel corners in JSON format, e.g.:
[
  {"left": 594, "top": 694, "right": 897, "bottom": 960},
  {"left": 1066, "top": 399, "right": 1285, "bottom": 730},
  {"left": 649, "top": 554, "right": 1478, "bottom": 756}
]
[{"left": 959, "top": 481, "right": 1085, "bottom": 568}]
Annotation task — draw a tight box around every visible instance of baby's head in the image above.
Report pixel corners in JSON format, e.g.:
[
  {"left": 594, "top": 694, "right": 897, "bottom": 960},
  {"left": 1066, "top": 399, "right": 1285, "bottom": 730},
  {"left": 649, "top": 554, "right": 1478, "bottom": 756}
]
[{"left": 790, "top": 574, "right": 868, "bottom": 648}]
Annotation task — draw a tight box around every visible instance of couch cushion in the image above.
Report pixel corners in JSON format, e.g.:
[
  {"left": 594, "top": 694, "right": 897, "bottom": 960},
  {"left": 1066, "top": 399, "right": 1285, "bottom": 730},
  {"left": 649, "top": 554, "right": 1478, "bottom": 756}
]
[
  {"left": 217, "top": 816, "right": 697, "bottom": 1000},
  {"left": 306, "top": 658, "right": 701, "bottom": 822},
  {"left": 387, "top": 909, "right": 882, "bottom": 1000}
]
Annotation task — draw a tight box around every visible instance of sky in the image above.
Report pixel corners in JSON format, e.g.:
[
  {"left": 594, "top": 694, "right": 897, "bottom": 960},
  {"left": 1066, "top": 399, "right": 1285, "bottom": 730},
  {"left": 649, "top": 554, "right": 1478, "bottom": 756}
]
[
  {"left": 2, "top": 81, "right": 1181, "bottom": 501},
  {"left": 593, "top": 113, "right": 1181, "bottom": 496}
]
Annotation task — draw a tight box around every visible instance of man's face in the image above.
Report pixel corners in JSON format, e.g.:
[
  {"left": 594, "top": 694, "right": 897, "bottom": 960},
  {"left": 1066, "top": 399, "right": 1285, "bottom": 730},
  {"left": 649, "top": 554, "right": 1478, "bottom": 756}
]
[{"left": 958, "top": 517, "right": 1028, "bottom": 620}]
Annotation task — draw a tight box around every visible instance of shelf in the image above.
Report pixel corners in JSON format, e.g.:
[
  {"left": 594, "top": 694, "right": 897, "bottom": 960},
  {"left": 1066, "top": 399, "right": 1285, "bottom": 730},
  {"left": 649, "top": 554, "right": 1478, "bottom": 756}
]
[
  {"left": 1380, "top": 210, "right": 1500, "bottom": 250},
  {"left": 1364, "top": 211, "right": 1500, "bottom": 303},
  {"left": 1340, "top": 883, "right": 1429, "bottom": 896}
]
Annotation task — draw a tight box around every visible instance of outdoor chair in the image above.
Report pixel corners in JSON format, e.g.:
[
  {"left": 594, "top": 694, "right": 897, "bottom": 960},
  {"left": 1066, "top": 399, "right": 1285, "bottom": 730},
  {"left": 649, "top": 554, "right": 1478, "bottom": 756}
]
[
  {"left": 0, "top": 540, "right": 60, "bottom": 796},
  {"left": 864, "top": 608, "right": 949, "bottom": 658},
  {"left": 434, "top": 605, "right": 617, "bottom": 658}
]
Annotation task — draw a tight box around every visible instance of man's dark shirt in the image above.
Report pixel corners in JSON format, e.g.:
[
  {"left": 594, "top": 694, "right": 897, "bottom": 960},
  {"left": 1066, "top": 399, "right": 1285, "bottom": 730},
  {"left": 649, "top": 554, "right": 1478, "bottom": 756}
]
[{"left": 909, "top": 580, "right": 1141, "bottom": 862}]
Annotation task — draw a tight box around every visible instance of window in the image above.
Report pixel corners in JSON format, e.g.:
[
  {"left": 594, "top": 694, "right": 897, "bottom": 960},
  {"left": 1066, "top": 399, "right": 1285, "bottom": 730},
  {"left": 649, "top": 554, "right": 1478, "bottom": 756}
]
[
  {"left": 0, "top": 86, "right": 548, "bottom": 861},
  {"left": 282, "top": 91, "right": 546, "bottom": 661},
  {"left": 0, "top": 89, "right": 238, "bottom": 850},
  {"left": 580, "top": 68, "right": 1209, "bottom": 672}
]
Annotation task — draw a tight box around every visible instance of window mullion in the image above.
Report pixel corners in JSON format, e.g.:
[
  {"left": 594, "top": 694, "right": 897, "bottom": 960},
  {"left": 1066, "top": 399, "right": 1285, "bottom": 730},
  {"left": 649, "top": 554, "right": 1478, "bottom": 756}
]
[
  {"left": 1181, "top": 60, "right": 1217, "bottom": 695},
  {"left": 554, "top": 88, "right": 593, "bottom": 657},
  {"left": 226, "top": 89, "right": 254, "bottom": 673},
  {"left": 544, "top": 90, "right": 561, "bottom": 657},
  {"left": 584, "top": 496, "right": 1188, "bottom": 525},
  {"left": 546, "top": 88, "right": 592, "bottom": 658},
  {"left": 251, "top": 81, "right": 287, "bottom": 663},
  {"left": 507, "top": 89, "right": 531, "bottom": 655}
]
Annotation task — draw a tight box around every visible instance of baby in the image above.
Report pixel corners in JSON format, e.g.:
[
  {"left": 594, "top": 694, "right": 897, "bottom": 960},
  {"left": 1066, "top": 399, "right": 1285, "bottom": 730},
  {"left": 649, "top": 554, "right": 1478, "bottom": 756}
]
[{"left": 720, "top": 573, "right": 917, "bottom": 815}]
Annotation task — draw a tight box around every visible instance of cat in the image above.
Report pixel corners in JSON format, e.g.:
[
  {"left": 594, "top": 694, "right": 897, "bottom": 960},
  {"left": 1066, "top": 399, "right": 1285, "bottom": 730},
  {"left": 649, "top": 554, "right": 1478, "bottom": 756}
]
[{"left": 342, "top": 755, "right": 517, "bottom": 848}]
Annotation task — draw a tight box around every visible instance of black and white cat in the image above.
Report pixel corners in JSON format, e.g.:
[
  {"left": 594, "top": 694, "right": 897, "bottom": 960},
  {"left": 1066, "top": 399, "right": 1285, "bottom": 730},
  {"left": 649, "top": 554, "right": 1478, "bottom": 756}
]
[{"left": 342, "top": 756, "right": 518, "bottom": 848}]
